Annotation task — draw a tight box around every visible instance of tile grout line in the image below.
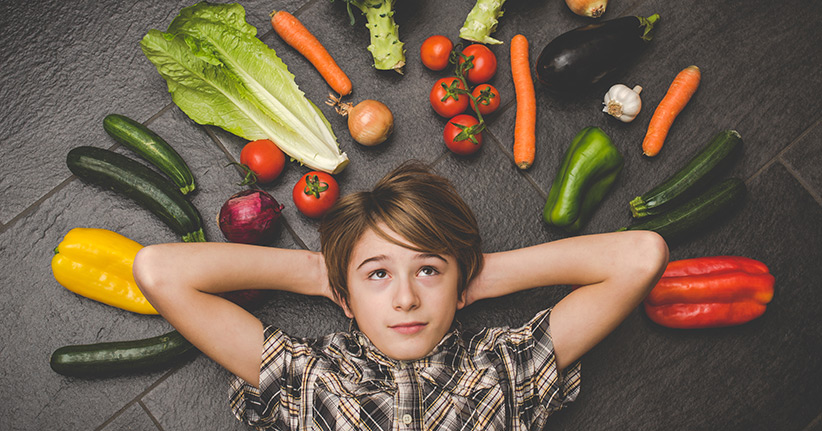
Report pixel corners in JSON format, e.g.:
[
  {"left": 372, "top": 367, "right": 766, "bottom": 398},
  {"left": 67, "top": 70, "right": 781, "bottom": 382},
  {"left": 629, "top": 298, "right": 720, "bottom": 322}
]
[
  {"left": 93, "top": 366, "right": 183, "bottom": 431},
  {"left": 744, "top": 116, "right": 821, "bottom": 199},
  {"left": 779, "top": 155, "right": 822, "bottom": 207},
  {"left": 138, "top": 400, "right": 166, "bottom": 431}
]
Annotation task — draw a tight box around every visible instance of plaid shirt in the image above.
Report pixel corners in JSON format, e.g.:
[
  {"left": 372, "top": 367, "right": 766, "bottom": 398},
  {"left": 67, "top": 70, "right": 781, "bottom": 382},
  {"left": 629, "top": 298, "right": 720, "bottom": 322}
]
[{"left": 230, "top": 308, "right": 580, "bottom": 430}]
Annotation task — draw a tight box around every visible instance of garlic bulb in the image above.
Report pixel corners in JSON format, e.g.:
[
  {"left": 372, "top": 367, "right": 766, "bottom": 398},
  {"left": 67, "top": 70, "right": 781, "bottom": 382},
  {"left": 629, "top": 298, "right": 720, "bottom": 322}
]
[{"left": 603, "top": 84, "right": 643, "bottom": 123}]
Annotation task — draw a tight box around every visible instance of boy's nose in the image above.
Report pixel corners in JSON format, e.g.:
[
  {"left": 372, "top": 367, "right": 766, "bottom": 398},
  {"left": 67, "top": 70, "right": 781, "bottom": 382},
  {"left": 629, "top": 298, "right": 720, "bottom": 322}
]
[{"left": 392, "top": 277, "right": 420, "bottom": 311}]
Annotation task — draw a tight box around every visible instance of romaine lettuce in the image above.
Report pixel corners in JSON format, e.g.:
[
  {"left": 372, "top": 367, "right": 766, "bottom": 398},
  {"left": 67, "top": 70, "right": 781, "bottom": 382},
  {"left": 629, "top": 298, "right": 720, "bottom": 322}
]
[{"left": 140, "top": 2, "right": 348, "bottom": 173}]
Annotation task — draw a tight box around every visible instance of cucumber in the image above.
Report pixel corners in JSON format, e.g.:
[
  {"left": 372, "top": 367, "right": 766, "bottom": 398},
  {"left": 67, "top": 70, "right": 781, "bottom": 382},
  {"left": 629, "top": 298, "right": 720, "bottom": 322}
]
[
  {"left": 50, "top": 330, "right": 197, "bottom": 377},
  {"left": 67, "top": 146, "right": 206, "bottom": 242},
  {"left": 630, "top": 130, "right": 742, "bottom": 218},
  {"left": 103, "top": 114, "right": 196, "bottom": 195},
  {"left": 619, "top": 177, "right": 746, "bottom": 241}
]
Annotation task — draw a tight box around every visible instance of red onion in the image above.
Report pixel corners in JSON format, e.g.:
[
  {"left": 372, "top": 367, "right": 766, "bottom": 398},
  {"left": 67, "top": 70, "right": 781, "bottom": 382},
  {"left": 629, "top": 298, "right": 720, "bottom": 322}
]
[{"left": 218, "top": 189, "right": 284, "bottom": 245}]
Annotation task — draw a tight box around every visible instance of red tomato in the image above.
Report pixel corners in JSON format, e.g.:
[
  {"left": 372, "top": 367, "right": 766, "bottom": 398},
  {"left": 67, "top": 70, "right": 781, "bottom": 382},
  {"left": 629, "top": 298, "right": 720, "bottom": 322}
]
[
  {"left": 429, "top": 77, "right": 469, "bottom": 118},
  {"left": 443, "top": 114, "right": 483, "bottom": 156},
  {"left": 470, "top": 84, "right": 501, "bottom": 115},
  {"left": 292, "top": 171, "right": 339, "bottom": 219},
  {"left": 420, "top": 35, "right": 453, "bottom": 71},
  {"left": 240, "top": 139, "right": 286, "bottom": 183},
  {"left": 459, "top": 44, "right": 497, "bottom": 85}
]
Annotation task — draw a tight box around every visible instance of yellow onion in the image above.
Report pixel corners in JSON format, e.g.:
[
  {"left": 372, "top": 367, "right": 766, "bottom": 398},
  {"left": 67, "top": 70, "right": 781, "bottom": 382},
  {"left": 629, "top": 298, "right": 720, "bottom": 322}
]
[
  {"left": 565, "top": 0, "right": 608, "bottom": 18},
  {"left": 327, "top": 95, "right": 394, "bottom": 146}
]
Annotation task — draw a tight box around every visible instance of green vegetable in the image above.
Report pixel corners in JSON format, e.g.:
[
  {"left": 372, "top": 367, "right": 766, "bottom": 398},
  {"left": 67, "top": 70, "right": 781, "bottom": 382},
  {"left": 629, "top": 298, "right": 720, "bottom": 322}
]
[
  {"left": 630, "top": 129, "right": 742, "bottom": 218},
  {"left": 335, "top": 0, "right": 405, "bottom": 72},
  {"left": 459, "top": 0, "right": 507, "bottom": 45},
  {"left": 543, "top": 127, "right": 623, "bottom": 232},
  {"left": 50, "top": 330, "right": 197, "bottom": 377},
  {"left": 103, "top": 114, "right": 196, "bottom": 195},
  {"left": 140, "top": 2, "right": 348, "bottom": 174},
  {"left": 66, "top": 146, "right": 206, "bottom": 243},
  {"left": 619, "top": 177, "right": 746, "bottom": 241}
]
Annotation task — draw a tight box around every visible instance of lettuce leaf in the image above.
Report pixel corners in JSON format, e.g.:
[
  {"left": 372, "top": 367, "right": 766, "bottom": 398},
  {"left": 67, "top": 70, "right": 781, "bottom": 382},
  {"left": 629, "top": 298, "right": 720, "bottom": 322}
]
[{"left": 140, "top": 2, "right": 348, "bottom": 173}]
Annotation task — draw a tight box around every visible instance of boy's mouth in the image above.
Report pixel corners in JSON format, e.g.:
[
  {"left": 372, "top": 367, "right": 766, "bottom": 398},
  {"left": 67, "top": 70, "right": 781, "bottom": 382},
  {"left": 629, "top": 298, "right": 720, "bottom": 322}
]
[{"left": 389, "top": 322, "right": 427, "bottom": 335}]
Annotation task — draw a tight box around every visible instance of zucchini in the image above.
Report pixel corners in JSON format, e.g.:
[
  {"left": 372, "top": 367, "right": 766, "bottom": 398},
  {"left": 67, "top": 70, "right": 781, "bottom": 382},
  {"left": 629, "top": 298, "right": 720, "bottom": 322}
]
[
  {"left": 619, "top": 177, "right": 746, "bottom": 241},
  {"left": 630, "top": 130, "right": 742, "bottom": 218},
  {"left": 103, "top": 114, "right": 196, "bottom": 195},
  {"left": 50, "top": 330, "right": 197, "bottom": 377},
  {"left": 67, "top": 146, "right": 205, "bottom": 242}
]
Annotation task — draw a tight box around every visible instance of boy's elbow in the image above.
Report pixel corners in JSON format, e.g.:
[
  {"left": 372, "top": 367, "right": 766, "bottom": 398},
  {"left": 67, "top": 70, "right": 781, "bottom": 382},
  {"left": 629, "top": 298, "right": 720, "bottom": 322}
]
[
  {"left": 133, "top": 245, "right": 166, "bottom": 302},
  {"left": 633, "top": 230, "right": 669, "bottom": 289}
]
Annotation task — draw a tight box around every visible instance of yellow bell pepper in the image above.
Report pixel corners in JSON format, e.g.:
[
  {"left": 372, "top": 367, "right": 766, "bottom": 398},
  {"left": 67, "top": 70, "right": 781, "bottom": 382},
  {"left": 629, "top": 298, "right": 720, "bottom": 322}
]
[{"left": 52, "top": 228, "right": 157, "bottom": 315}]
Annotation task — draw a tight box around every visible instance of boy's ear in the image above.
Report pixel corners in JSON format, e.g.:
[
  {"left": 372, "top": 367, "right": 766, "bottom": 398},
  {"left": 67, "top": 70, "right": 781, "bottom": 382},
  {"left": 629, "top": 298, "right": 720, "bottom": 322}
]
[
  {"left": 341, "top": 300, "right": 354, "bottom": 319},
  {"left": 456, "top": 290, "right": 467, "bottom": 310}
]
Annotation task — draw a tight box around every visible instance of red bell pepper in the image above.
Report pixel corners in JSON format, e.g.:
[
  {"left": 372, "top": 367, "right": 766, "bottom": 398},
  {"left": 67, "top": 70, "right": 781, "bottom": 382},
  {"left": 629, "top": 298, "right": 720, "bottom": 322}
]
[{"left": 644, "top": 256, "right": 775, "bottom": 329}]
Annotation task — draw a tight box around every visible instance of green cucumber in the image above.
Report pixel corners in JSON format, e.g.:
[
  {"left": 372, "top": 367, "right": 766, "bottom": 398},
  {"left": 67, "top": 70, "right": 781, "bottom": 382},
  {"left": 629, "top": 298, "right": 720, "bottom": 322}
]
[
  {"left": 630, "top": 129, "right": 742, "bottom": 218},
  {"left": 67, "top": 146, "right": 206, "bottom": 242},
  {"left": 103, "top": 114, "right": 196, "bottom": 195},
  {"left": 619, "top": 177, "right": 746, "bottom": 241},
  {"left": 50, "top": 330, "right": 197, "bottom": 377}
]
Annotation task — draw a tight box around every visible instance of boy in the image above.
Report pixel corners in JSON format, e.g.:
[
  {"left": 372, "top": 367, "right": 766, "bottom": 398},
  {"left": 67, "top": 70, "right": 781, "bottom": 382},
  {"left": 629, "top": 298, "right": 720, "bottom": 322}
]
[{"left": 134, "top": 161, "right": 668, "bottom": 430}]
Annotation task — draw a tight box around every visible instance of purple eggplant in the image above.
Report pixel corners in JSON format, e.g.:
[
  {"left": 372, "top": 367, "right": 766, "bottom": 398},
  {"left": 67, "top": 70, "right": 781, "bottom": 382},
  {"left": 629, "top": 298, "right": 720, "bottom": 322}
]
[{"left": 536, "top": 14, "right": 660, "bottom": 95}]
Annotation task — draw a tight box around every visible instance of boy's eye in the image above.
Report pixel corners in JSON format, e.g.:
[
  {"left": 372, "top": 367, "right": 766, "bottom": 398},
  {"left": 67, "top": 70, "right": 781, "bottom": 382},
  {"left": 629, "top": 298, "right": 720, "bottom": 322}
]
[
  {"left": 418, "top": 266, "right": 439, "bottom": 277},
  {"left": 369, "top": 269, "right": 388, "bottom": 280}
]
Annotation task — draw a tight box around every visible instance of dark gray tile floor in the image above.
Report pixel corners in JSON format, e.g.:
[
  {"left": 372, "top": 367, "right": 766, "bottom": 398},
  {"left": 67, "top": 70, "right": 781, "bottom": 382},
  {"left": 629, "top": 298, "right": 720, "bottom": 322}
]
[{"left": 1, "top": 0, "right": 820, "bottom": 430}]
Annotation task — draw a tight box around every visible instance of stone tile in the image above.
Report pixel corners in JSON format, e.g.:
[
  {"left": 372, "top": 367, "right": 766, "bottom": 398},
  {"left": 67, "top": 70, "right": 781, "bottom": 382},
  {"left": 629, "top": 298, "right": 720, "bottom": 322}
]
[
  {"left": 543, "top": 162, "right": 822, "bottom": 430},
  {"left": 782, "top": 120, "right": 822, "bottom": 199},
  {"left": 99, "top": 402, "right": 160, "bottom": 431}
]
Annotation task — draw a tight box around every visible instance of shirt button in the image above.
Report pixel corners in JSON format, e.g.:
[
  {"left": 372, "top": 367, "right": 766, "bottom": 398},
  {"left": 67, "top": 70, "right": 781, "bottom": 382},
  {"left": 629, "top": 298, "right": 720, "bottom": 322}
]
[{"left": 402, "top": 414, "right": 413, "bottom": 424}]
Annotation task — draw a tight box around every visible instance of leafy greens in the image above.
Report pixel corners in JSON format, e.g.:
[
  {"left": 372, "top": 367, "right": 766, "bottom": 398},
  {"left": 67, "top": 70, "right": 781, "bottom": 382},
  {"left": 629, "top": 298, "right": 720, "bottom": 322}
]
[{"left": 141, "top": 2, "right": 349, "bottom": 174}]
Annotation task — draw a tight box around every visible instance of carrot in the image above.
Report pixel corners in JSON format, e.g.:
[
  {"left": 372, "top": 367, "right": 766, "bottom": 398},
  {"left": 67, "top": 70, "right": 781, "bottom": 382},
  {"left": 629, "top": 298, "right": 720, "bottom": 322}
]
[
  {"left": 271, "top": 10, "right": 352, "bottom": 96},
  {"left": 511, "top": 34, "right": 536, "bottom": 170},
  {"left": 642, "top": 65, "right": 701, "bottom": 157}
]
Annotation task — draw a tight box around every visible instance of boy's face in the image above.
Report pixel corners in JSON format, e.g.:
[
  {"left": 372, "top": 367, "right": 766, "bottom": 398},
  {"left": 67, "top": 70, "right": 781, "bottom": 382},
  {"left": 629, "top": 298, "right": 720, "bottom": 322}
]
[{"left": 344, "top": 226, "right": 464, "bottom": 361}]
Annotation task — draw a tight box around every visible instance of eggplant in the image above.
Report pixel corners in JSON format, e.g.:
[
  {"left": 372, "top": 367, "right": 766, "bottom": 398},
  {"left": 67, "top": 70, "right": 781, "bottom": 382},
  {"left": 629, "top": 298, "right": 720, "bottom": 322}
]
[{"left": 536, "top": 14, "right": 660, "bottom": 95}]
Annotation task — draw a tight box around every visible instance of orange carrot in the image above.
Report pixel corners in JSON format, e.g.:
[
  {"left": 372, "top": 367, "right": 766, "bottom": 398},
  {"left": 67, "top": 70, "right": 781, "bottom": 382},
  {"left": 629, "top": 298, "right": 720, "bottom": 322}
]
[
  {"left": 511, "top": 34, "right": 536, "bottom": 170},
  {"left": 271, "top": 10, "right": 352, "bottom": 96},
  {"left": 642, "top": 65, "right": 701, "bottom": 157}
]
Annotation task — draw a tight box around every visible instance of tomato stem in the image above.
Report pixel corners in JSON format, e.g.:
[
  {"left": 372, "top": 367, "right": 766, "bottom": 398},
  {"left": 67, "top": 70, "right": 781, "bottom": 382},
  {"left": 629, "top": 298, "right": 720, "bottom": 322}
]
[{"left": 303, "top": 174, "right": 329, "bottom": 199}]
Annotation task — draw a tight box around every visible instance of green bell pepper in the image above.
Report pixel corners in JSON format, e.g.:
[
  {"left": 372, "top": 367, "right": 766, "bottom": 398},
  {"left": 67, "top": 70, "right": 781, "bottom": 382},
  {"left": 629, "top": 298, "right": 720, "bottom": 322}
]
[{"left": 543, "top": 127, "right": 623, "bottom": 232}]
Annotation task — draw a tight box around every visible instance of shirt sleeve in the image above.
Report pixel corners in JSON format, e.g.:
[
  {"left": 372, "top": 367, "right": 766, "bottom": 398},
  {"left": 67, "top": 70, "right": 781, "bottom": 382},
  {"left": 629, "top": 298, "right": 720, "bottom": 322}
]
[
  {"left": 510, "top": 308, "right": 581, "bottom": 426},
  {"left": 228, "top": 325, "right": 306, "bottom": 430}
]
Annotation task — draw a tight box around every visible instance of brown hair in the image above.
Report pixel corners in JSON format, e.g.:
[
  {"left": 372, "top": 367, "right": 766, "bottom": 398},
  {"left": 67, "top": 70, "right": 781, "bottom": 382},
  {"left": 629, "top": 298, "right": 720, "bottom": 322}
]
[{"left": 319, "top": 161, "right": 483, "bottom": 307}]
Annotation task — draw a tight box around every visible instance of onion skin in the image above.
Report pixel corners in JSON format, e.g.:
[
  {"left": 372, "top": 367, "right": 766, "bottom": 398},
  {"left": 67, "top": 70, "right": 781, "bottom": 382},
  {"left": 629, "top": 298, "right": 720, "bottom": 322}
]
[
  {"left": 347, "top": 100, "right": 394, "bottom": 146},
  {"left": 566, "top": 0, "right": 608, "bottom": 18},
  {"left": 218, "top": 189, "right": 284, "bottom": 245}
]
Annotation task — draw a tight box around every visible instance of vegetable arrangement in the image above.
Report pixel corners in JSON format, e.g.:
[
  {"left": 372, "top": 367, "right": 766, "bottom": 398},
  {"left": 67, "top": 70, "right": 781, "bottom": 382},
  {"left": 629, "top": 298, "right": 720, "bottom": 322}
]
[
  {"left": 644, "top": 256, "right": 775, "bottom": 329},
  {"left": 335, "top": 0, "right": 405, "bottom": 73},
  {"left": 141, "top": 2, "right": 348, "bottom": 174}
]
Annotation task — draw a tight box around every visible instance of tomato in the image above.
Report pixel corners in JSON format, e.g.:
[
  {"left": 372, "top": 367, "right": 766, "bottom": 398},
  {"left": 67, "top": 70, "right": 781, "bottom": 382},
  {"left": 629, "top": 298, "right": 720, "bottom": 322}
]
[
  {"left": 470, "top": 84, "right": 501, "bottom": 115},
  {"left": 292, "top": 171, "right": 340, "bottom": 219},
  {"left": 420, "top": 35, "right": 453, "bottom": 71},
  {"left": 240, "top": 139, "right": 286, "bottom": 183},
  {"left": 429, "top": 77, "right": 469, "bottom": 118},
  {"left": 443, "top": 114, "right": 483, "bottom": 156},
  {"left": 459, "top": 44, "right": 497, "bottom": 85}
]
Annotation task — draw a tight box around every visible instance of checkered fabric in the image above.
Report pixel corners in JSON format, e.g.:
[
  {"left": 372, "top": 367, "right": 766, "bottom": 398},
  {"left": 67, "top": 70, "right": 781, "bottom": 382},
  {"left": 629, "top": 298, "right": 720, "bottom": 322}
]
[{"left": 230, "top": 308, "right": 581, "bottom": 430}]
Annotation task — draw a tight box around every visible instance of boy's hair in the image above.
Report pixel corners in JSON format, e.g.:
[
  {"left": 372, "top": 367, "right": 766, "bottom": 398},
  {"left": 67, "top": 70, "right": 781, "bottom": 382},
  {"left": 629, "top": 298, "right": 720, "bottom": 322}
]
[{"left": 319, "top": 161, "right": 483, "bottom": 307}]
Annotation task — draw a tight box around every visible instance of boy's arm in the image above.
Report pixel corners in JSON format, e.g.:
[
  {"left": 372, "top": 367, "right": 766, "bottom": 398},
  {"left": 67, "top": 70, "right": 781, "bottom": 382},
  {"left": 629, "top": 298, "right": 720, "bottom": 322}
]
[
  {"left": 462, "top": 231, "right": 668, "bottom": 370},
  {"left": 133, "top": 242, "right": 333, "bottom": 387}
]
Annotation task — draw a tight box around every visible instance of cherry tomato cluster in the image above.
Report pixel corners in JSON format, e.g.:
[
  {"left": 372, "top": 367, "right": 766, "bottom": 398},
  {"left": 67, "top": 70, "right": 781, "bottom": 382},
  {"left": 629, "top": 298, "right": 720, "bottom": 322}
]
[
  {"left": 238, "top": 139, "right": 340, "bottom": 219},
  {"left": 422, "top": 36, "right": 500, "bottom": 156}
]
